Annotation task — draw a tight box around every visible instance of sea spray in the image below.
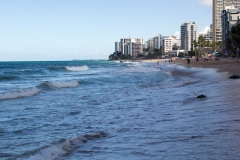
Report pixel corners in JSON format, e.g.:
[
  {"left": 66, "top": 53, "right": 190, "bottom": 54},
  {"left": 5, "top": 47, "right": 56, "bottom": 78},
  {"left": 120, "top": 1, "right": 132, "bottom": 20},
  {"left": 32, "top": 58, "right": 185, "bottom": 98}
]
[
  {"left": 66, "top": 66, "right": 89, "bottom": 72},
  {"left": 0, "top": 87, "right": 40, "bottom": 100},
  {"left": 48, "top": 80, "right": 79, "bottom": 88}
]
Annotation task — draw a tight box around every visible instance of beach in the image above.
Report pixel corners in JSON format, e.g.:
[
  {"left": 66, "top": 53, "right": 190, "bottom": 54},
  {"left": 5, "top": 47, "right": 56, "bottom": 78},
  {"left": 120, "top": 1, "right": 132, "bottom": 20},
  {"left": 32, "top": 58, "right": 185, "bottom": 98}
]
[
  {"left": 172, "top": 58, "right": 240, "bottom": 76},
  {"left": 142, "top": 57, "right": 240, "bottom": 76}
]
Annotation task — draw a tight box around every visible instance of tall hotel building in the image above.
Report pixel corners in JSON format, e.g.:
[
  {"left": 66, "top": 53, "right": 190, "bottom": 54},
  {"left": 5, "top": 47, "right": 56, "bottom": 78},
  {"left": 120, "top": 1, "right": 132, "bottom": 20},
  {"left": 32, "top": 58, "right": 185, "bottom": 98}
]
[
  {"left": 119, "top": 37, "right": 144, "bottom": 58},
  {"left": 213, "top": 0, "right": 240, "bottom": 42},
  {"left": 180, "top": 22, "right": 198, "bottom": 52}
]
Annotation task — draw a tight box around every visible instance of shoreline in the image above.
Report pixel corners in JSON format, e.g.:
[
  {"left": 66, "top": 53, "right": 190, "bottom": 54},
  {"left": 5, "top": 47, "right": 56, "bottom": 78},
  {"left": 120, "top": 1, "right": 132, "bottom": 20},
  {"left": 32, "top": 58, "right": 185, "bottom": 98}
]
[
  {"left": 141, "top": 58, "right": 240, "bottom": 76},
  {"left": 115, "top": 58, "right": 240, "bottom": 76},
  {"left": 171, "top": 58, "right": 240, "bottom": 76}
]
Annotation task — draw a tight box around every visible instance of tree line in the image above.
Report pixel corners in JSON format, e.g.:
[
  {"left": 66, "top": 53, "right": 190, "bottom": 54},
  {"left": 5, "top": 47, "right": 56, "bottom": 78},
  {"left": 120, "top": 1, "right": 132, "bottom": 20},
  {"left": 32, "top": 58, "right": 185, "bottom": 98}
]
[
  {"left": 192, "top": 36, "right": 221, "bottom": 57},
  {"left": 225, "top": 23, "right": 240, "bottom": 57}
]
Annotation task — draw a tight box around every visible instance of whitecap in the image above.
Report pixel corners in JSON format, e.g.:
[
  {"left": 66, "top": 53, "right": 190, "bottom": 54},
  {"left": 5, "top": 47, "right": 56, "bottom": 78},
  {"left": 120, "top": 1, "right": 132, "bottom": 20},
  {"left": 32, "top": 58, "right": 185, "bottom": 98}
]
[
  {"left": 66, "top": 65, "right": 89, "bottom": 72},
  {"left": 48, "top": 80, "right": 79, "bottom": 88},
  {"left": 18, "top": 139, "right": 71, "bottom": 160},
  {"left": 0, "top": 87, "right": 40, "bottom": 100}
]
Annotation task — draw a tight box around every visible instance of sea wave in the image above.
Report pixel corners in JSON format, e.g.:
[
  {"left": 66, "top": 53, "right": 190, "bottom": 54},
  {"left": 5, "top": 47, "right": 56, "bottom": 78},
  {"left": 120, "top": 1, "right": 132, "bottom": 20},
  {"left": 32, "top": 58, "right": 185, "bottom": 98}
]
[
  {"left": 66, "top": 65, "right": 89, "bottom": 72},
  {"left": 0, "top": 87, "right": 40, "bottom": 100},
  {"left": 17, "top": 131, "right": 107, "bottom": 160},
  {"left": 47, "top": 80, "right": 79, "bottom": 88},
  {"left": 0, "top": 75, "right": 19, "bottom": 81},
  {"left": 48, "top": 66, "right": 66, "bottom": 71}
]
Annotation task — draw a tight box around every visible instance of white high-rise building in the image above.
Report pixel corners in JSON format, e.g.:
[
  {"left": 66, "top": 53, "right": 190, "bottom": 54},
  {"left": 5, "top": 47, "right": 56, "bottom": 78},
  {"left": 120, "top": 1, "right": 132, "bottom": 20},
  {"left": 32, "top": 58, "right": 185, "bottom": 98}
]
[
  {"left": 147, "top": 34, "right": 163, "bottom": 53},
  {"left": 181, "top": 22, "right": 199, "bottom": 52},
  {"left": 163, "top": 36, "right": 181, "bottom": 53},
  {"left": 163, "top": 37, "right": 174, "bottom": 53},
  {"left": 153, "top": 34, "right": 162, "bottom": 49},
  {"left": 147, "top": 38, "right": 154, "bottom": 53},
  {"left": 115, "top": 42, "right": 120, "bottom": 52},
  {"left": 120, "top": 36, "right": 143, "bottom": 58}
]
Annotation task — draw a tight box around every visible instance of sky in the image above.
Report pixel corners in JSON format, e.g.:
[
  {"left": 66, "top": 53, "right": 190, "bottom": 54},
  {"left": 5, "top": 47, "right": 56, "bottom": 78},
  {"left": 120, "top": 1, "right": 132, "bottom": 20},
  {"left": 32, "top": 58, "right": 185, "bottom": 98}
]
[{"left": 0, "top": 0, "right": 212, "bottom": 61}]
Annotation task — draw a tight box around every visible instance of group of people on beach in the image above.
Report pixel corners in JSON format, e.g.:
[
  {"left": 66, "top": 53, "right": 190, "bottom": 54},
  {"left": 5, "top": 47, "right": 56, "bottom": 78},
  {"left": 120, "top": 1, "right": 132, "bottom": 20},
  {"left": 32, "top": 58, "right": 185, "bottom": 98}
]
[{"left": 164, "top": 58, "right": 172, "bottom": 63}]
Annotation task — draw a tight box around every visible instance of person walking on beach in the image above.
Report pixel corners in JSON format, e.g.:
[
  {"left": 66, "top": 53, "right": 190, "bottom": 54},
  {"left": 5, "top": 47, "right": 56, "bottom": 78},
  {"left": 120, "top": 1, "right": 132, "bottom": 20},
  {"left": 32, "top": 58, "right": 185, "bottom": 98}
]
[{"left": 187, "top": 58, "right": 190, "bottom": 65}]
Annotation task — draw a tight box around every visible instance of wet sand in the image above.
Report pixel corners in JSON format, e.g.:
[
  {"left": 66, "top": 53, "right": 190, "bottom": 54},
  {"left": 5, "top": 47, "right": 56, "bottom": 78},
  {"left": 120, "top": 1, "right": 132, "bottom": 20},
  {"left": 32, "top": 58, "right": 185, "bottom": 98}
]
[{"left": 171, "top": 58, "right": 240, "bottom": 76}]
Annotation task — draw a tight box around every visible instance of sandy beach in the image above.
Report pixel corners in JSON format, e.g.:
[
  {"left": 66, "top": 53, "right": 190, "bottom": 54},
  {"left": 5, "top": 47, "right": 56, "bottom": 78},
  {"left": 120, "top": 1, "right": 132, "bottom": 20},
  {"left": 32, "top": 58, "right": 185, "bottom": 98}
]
[
  {"left": 172, "top": 58, "right": 240, "bottom": 76},
  {"left": 142, "top": 58, "right": 240, "bottom": 76}
]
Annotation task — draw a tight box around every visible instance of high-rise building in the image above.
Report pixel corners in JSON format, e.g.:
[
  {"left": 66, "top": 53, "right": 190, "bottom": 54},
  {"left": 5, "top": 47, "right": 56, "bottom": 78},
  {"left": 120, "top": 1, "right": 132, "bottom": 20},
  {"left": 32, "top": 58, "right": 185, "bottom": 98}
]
[
  {"left": 212, "top": 0, "right": 240, "bottom": 42},
  {"left": 115, "top": 42, "right": 120, "bottom": 53},
  {"left": 221, "top": 6, "right": 240, "bottom": 53},
  {"left": 147, "top": 38, "right": 154, "bottom": 53},
  {"left": 180, "top": 22, "right": 198, "bottom": 52},
  {"left": 146, "top": 34, "right": 162, "bottom": 53},
  {"left": 162, "top": 36, "right": 181, "bottom": 53},
  {"left": 120, "top": 37, "right": 143, "bottom": 58}
]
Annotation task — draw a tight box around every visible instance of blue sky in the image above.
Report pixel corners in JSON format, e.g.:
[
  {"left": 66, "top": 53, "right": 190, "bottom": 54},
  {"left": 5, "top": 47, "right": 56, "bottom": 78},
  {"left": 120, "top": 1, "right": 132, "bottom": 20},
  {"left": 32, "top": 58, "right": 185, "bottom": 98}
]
[{"left": 0, "top": 0, "right": 212, "bottom": 61}]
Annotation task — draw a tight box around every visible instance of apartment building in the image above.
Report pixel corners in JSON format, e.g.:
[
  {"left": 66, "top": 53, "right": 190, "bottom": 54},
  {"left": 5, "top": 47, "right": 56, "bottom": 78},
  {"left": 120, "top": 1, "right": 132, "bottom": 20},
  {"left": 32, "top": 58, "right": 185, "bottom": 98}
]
[
  {"left": 181, "top": 22, "right": 198, "bottom": 52},
  {"left": 119, "top": 37, "right": 143, "bottom": 58},
  {"left": 163, "top": 36, "right": 181, "bottom": 53},
  {"left": 147, "top": 38, "right": 154, "bottom": 53},
  {"left": 115, "top": 42, "right": 121, "bottom": 53},
  {"left": 221, "top": 6, "right": 240, "bottom": 53},
  {"left": 146, "top": 34, "right": 162, "bottom": 53},
  {"left": 213, "top": 0, "right": 240, "bottom": 42}
]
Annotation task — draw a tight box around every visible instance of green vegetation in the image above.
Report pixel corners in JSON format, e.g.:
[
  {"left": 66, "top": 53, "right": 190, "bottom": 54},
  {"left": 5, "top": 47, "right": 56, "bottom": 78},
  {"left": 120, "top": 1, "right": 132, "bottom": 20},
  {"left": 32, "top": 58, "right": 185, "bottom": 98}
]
[
  {"left": 225, "top": 23, "right": 240, "bottom": 56},
  {"left": 178, "top": 52, "right": 184, "bottom": 57},
  {"left": 192, "top": 35, "right": 222, "bottom": 57}
]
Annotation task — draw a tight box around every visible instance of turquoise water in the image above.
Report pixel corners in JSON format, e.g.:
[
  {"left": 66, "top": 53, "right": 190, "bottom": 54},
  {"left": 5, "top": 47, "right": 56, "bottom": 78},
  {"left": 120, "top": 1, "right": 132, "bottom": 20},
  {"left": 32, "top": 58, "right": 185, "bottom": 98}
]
[{"left": 0, "top": 60, "right": 240, "bottom": 160}]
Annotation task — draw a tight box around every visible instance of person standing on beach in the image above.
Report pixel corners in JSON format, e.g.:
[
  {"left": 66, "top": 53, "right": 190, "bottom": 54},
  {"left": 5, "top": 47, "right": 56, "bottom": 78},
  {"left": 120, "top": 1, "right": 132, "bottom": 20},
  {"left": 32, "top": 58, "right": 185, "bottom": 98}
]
[{"left": 187, "top": 58, "right": 190, "bottom": 65}]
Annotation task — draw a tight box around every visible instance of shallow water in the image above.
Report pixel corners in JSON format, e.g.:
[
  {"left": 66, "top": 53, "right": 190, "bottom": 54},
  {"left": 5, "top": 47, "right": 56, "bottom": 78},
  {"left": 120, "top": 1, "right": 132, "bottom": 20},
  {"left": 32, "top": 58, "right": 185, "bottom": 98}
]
[{"left": 0, "top": 60, "right": 240, "bottom": 160}]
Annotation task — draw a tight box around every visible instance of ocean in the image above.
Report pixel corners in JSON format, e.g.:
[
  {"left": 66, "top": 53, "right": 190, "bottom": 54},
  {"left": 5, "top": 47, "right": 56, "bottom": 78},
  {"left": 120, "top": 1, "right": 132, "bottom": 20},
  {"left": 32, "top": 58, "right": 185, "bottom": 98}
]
[{"left": 0, "top": 60, "right": 240, "bottom": 160}]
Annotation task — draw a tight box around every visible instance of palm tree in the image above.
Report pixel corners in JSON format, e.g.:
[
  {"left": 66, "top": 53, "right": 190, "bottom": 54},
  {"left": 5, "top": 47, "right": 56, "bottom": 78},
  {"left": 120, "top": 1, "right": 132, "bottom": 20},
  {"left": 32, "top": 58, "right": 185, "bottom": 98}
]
[
  {"left": 230, "top": 24, "right": 240, "bottom": 56},
  {"left": 192, "top": 40, "right": 198, "bottom": 56},
  {"left": 225, "top": 37, "right": 234, "bottom": 54},
  {"left": 215, "top": 41, "right": 222, "bottom": 53},
  {"left": 198, "top": 35, "right": 206, "bottom": 57}
]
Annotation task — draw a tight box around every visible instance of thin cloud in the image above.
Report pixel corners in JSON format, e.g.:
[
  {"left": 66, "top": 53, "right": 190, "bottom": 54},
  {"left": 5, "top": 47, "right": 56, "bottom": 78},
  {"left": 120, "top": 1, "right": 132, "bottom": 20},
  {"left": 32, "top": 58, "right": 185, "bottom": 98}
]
[
  {"left": 200, "top": 26, "right": 210, "bottom": 34},
  {"left": 174, "top": 31, "right": 180, "bottom": 38},
  {"left": 197, "top": 0, "right": 212, "bottom": 7}
]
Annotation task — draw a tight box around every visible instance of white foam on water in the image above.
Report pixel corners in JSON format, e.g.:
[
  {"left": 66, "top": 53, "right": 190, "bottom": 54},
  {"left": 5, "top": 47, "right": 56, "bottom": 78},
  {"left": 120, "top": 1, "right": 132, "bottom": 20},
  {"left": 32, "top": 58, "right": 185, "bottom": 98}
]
[
  {"left": 48, "top": 80, "right": 79, "bottom": 88},
  {"left": 18, "top": 132, "right": 107, "bottom": 160},
  {"left": 19, "top": 139, "right": 72, "bottom": 160},
  {"left": 0, "top": 87, "right": 40, "bottom": 100},
  {"left": 66, "top": 65, "right": 89, "bottom": 71}
]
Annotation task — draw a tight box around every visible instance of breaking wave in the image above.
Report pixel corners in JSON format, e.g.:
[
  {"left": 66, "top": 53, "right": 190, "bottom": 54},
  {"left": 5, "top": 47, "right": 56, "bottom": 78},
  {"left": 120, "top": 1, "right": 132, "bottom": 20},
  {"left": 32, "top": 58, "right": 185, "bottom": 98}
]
[
  {"left": 0, "top": 87, "right": 40, "bottom": 100},
  {"left": 47, "top": 80, "right": 79, "bottom": 88},
  {"left": 17, "top": 131, "right": 107, "bottom": 160},
  {"left": 66, "top": 65, "right": 89, "bottom": 72}
]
